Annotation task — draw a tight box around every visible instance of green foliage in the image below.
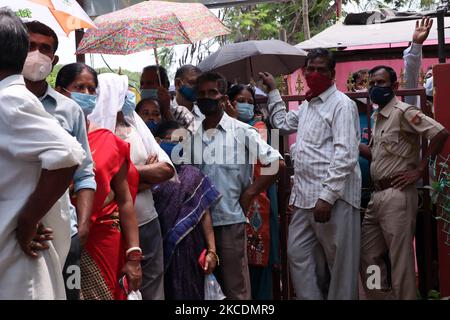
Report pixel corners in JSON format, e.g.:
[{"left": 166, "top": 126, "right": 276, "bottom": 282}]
[
  {"left": 95, "top": 67, "right": 142, "bottom": 89},
  {"left": 177, "top": 0, "right": 440, "bottom": 71},
  {"left": 220, "top": 0, "right": 441, "bottom": 46},
  {"left": 157, "top": 47, "right": 175, "bottom": 80},
  {"left": 429, "top": 155, "right": 450, "bottom": 248},
  {"left": 222, "top": 1, "right": 341, "bottom": 45},
  {"left": 48, "top": 64, "right": 142, "bottom": 89},
  {"left": 47, "top": 64, "right": 62, "bottom": 88},
  {"left": 427, "top": 289, "right": 441, "bottom": 300}
]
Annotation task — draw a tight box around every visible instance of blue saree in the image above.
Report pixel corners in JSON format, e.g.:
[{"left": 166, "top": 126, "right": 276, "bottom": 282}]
[{"left": 153, "top": 165, "right": 221, "bottom": 300}]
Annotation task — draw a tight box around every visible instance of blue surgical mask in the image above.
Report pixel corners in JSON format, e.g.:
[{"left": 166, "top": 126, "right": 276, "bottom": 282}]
[
  {"left": 70, "top": 91, "right": 97, "bottom": 116},
  {"left": 146, "top": 120, "right": 159, "bottom": 134},
  {"left": 179, "top": 85, "right": 196, "bottom": 102},
  {"left": 122, "top": 91, "right": 136, "bottom": 116},
  {"left": 236, "top": 102, "right": 255, "bottom": 122},
  {"left": 140, "top": 88, "right": 158, "bottom": 100},
  {"left": 160, "top": 141, "right": 183, "bottom": 161}
]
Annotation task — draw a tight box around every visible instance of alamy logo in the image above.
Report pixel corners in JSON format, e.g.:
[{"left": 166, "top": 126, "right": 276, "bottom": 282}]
[
  {"left": 66, "top": 265, "right": 81, "bottom": 290},
  {"left": 366, "top": 265, "right": 381, "bottom": 290},
  {"left": 170, "top": 127, "right": 281, "bottom": 176}
]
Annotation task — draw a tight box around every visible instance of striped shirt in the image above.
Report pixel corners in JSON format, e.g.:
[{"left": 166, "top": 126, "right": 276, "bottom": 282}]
[{"left": 268, "top": 85, "right": 362, "bottom": 209}]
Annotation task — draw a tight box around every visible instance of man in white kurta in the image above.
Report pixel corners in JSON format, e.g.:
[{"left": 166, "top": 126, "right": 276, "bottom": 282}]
[{"left": 0, "top": 74, "right": 85, "bottom": 299}]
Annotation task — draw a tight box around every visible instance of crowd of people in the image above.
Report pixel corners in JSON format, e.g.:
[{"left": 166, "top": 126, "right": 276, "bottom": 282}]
[{"left": 0, "top": 9, "right": 448, "bottom": 300}]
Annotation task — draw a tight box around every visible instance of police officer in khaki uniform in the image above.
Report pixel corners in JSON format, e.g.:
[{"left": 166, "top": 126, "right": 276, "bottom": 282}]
[{"left": 359, "top": 65, "right": 449, "bottom": 300}]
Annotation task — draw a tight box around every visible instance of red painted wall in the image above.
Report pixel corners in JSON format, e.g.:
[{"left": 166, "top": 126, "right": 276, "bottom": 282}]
[{"left": 433, "top": 63, "right": 450, "bottom": 298}]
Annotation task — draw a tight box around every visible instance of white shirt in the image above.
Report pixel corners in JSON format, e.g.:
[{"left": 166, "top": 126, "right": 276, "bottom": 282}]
[
  {"left": 0, "top": 75, "right": 85, "bottom": 299},
  {"left": 268, "top": 85, "right": 361, "bottom": 209},
  {"left": 403, "top": 42, "right": 423, "bottom": 107},
  {"left": 116, "top": 124, "right": 173, "bottom": 226}
]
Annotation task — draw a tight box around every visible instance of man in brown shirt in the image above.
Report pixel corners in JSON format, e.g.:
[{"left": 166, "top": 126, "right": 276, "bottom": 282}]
[{"left": 359, "top": 65, "right": 449, "bottom": 300}]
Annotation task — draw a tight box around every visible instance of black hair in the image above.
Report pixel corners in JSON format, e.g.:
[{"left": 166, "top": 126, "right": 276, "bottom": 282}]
[
  {"left": 154, "top": 120, "right": 181, "bottom": 139},
  {"left": 0, "top": 9, "right": 29, "bottom": 73},
  {"left": 142, "top": 65, "right": 170, "bottom": 89},
  {"left": 25, "top": 21, "right": 59, "bottom": 53},
  {"left": 135, "top": 98, "right": 159, "bottom": 114},
  {"left": 368, "top": 65, "right": 397, "bottom": 84},
  {"left": 305, "top": 48, "right": 336, "bottom": 72},
  {"left": 227, "top": 84, "right": 255, "bottom": 102},
  {"left": 196, "top": 72, "right": 228, "bottom": 95},
  {"left": 55, "top": 63, "right": 98, "bottom": 89},
  {"left": 227, "top": 84, "right": 266, "bottom": 118},
  {"left": 352, "top": 72, "right": 362, "bottom": 84},
  {"left": 175, "top": 64, "right": 202, "bottom": 80}
]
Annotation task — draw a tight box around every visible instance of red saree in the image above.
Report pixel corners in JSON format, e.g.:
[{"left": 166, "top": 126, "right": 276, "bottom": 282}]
[{"left": 79, "top": 129, "right": 139, "bottom": 300}]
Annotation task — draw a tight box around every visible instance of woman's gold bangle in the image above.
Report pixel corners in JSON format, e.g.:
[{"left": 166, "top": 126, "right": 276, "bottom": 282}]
[{"left": 207, "top": 249, "right": 220, "bottom": 266}]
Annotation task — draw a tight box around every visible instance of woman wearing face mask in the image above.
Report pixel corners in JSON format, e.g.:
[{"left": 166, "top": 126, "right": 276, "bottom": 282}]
[
  {"left": 150, "top": 121, "right": 221, "bottom": 300},
  {"left": 135, "top": 98, "right": 162, "bottom": 134},
  {"left": 108, "top": 73, "right": 176, "bottom": 300},
  {"left": 226, "top": 84, "right": 279, "bottom": 299},
  {"left": 227, "top": 84, "right": 264, "bottom": 127},
  {"left": 55, "top": 64, "right": 142, "bottom": 300}
]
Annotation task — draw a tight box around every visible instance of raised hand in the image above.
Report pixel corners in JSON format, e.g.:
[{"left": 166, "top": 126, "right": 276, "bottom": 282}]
[
  {"left": 413, "top": 17, "right": 433, "bottom": 45},
  {"left": 258, "top": 72, "right": 277, "bottom": 91}
]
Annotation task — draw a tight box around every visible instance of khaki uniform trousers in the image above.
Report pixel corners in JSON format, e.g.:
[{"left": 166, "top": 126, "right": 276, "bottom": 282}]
[{"left": 360, "top": 185, "right": 418, "bottom": 300}]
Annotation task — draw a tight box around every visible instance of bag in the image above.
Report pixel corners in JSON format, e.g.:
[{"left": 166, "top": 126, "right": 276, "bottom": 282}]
[
  {"left": 204, "top": 274, "right": 226, "bottom": 300},
  {"left": 127, "top": 290, "right": 142, "bottom": 300}
]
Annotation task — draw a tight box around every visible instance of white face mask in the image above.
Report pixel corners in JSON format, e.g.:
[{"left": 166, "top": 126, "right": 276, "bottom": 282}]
[
  {"left": 22, "top": 50, "right": 53, "bottom": 82},
  {"left": 424, "top": 77, "right": 433, "bottom": 97}
]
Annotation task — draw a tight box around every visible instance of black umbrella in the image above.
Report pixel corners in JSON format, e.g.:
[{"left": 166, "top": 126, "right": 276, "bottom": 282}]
[{"left": 198, "top": 39, "right": 307, "bottom": 83}]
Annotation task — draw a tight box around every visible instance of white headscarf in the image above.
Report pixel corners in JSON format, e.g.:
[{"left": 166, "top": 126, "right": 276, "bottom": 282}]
[
  {"left": 90, "top": 73, "right": 178, "bottom": 181},
  {"left": 88, "top": 73, "right": 128, "bottom": 132},
  {"left": 124, "top": 103, "right": 179, "bottom": 183}
]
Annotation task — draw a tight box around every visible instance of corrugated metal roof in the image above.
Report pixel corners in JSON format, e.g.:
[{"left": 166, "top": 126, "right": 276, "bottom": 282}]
[{"left": 296, "top": 17, "right": 450, "bottom": 50}]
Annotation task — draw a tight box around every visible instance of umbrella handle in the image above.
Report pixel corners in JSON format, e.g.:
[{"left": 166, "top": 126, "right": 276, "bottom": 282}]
[{"left": 153, "top": 47, "right": 162, "bottom": 87}]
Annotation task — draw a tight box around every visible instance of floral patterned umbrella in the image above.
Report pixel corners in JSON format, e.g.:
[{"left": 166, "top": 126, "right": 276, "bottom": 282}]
[{"left": 76, "top": 0, "right": 230, "bottom": 55}]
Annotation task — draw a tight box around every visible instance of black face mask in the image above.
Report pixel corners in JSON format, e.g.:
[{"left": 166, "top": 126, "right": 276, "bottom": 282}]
[
  {"left": 197, "top": 98, "right": 222, "bottom": 116},
  {"left": 369, "top": 86, "right": 394, "bottom": 106}
]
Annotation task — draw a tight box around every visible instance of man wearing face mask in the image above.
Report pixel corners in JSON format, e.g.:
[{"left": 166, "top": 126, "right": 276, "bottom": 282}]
[
  {"left": 359, "top": 65, "right": 449, "bottom": 300},
  {"left": 171, "top": 65, "right": 204, "bottom": 134},
  {"left": 264, "top": 48, "right": 362, "bottom": 300},
  {"left": 139, "top": 65, "right": 177, "bottom": 126},
  {"left": 182, "top": 72, "right": 285, "bottom": 299},
  {"left": 23, "top": 22, "right": 96, "bottom": 300}
]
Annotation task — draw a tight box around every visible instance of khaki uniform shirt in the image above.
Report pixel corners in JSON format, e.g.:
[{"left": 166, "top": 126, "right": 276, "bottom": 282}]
[{"left": 370, "top": 97, "right": 444, "bottom": 181}]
